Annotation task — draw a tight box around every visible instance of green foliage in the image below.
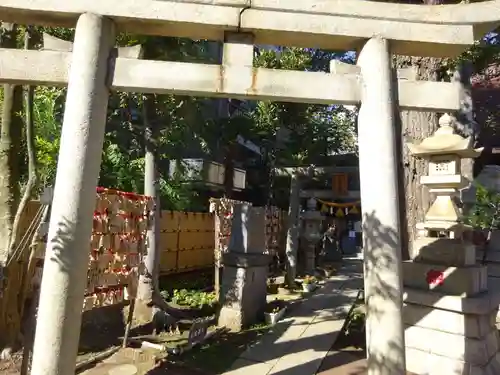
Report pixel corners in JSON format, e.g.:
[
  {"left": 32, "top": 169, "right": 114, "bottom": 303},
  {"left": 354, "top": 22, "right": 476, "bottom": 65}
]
[
  {"left": 465, "top": 185, "right": 500, "bottom": 230},
  {"left": 302, "top": 275, "right": 317, "bottom": 285},
  {"left": 345, "top": 308, "right": 366, "bottom": 337},
  {"left": 252, "top": 47, "right": 358, "bottom": 166},
  {"left": 171, "top": 289, "right": 217, "bottom": 309},
  {"left": 32, "top": 87, "right": 65, "bottom": 189}
]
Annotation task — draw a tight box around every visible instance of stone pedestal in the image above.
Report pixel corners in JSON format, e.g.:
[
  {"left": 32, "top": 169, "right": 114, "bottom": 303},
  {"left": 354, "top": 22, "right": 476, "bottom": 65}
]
[
  {"left": 403, "top": 240, "right": 500, "bottom": 374},
  {"left": 304, "top": 243, "right": 316, "bottom": 273},
  {"left": 218, "top": 205, "right": 271, "bottom": 331}
]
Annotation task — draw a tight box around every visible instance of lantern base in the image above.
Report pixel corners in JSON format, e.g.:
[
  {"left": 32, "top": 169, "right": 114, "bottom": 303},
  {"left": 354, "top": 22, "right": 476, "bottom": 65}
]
[
  {"left": 403, "top": 286, "right": 500, "bottom": 375},
  {"left": 401, "top": 261, "right": 488, "bottom": 297}
]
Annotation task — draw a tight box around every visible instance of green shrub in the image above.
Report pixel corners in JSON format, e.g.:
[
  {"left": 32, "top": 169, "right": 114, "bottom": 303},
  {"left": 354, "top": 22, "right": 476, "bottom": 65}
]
[{"left": 171, "top": 289, "right": 217, "bottom": 309}]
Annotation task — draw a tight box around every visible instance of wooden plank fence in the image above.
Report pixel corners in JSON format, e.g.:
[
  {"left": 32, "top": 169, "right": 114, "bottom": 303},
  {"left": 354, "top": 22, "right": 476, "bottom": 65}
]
[
  {"left": 16, "top": 205, "right": 284, "bottom": 277},
  {"left": 159, "top": 211, "right": 215, "bottom": 275}
]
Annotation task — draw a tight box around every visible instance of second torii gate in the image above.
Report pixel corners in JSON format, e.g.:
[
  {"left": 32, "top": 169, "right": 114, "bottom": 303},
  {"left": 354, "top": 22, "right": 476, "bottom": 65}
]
[{"left": 0, "top": 1, "right": 498, "bottom": 374}]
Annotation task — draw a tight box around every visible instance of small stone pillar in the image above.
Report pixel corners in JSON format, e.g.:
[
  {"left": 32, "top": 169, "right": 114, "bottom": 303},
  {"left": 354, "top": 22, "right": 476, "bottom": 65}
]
[
  {"left": 285, "top": 172, "right": 301, "bottom": 285},
  {"left": 218, "top": 204, "right": 271, "bottom": 331},
  {"left": 300, "top": 198, "right": 324, "bottom": 273},
  {"left": 403, "top": 114, "right": 500, "bottom": 374}
]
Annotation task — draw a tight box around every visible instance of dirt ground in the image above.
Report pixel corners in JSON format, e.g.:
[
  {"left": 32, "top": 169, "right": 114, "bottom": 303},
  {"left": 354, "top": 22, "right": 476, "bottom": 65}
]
[
  {"left": 0, "top": 351, "right": 23, "bottom": 375},
  {"left": 0, "top": 269, "right": 311, "bottom": 375}
]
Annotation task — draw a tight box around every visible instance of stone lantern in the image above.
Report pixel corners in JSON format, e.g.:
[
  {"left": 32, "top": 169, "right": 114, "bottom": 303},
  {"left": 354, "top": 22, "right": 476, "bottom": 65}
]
[
  {"left": 402, "top": 114, "right": 500, "bottom": 374},
  {"left": 300, "top": 197, "right": 324, "bottom": 272},
  {"left": 406, "top": 113, "right": 482, "bottom": 236}
]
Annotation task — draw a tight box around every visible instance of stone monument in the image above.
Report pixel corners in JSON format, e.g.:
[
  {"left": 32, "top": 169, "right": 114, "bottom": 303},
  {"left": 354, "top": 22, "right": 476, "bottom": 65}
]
[
  {"left": 218, "top": 204, "right": 271, "bottom": 331},
  {"left": 300, "top": 198, "right": 324, "bottom": 273},
  {"left": 402, "top": 114, "right": 500, "bottom": 374}
]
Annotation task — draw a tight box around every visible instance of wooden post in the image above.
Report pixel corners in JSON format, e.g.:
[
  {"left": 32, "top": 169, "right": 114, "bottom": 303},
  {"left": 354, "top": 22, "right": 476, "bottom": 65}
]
[
  {"left": 175, "top": 215, "right": 181, "bottom": 273},
  {"left": 214, "top": 213, "right": 221, "bottom": 301}
]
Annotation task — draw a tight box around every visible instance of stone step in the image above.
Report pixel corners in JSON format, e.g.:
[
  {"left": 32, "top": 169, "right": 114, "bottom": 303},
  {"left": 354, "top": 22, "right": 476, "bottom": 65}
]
[
  {"left": 403, "top": 303, "right": 495, "bottom": 338},
  {"left": 402, "top": 261, "right": 487, "bottom": 296},
  {"left": 477, "top": 250, "right": 500, "bottom": 264},
  {"left": 403, "top": 287, "right": 500, "bottom": 315},
  {"left": 405, "top": 325, "right": 498, "bottom": 366},
  {"left": 405, "top": 347, "right": 500, "bottom": 375},
  {"left": 484, "top": 262, "right": 500, "bottom": 278}
]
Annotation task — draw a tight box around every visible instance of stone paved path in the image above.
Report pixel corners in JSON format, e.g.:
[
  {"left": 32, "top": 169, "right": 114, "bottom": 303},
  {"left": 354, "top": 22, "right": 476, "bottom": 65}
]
[{"left": 221, "top": 260, "right": 364, "bottom": 375}]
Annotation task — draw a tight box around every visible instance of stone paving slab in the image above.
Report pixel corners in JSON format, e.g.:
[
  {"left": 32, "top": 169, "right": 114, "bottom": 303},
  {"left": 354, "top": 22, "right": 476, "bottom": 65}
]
[
  {"left": 223, "top": 358, "right": 276, "bottom": 375},
  {"left": 317, "top": 352, "right": 368, "bottom": 375},
  {"left": 79, "top": 348, "right": 157, "bottom": 375},
  {"left": 317, "top": 354, "right": 417, "bottom": 375},
  {"left": 222, "top": 261, "right": 363, "bottom": 375},
  {"left": 267, "top": 320, "right": 345, "bottom": 375}
]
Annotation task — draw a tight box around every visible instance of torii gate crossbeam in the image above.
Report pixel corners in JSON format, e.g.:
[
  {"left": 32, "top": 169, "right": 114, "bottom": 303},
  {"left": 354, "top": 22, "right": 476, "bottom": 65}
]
[{"left": 1, "top": 0, "right": 500, "bottom": 57}]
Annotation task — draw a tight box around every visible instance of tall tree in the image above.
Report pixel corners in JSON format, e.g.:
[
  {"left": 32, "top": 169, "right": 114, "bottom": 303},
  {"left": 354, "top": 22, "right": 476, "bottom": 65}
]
[
  {"left": 0, "top": 22, "right": 25, "bottom": 355},
  {"left": 374, "top": 0, "right": 481, "bottom": 257}
]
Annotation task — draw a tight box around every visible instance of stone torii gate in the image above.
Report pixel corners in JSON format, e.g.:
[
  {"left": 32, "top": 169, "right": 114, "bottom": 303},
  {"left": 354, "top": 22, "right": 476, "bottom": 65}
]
[
  {"left": 274, "top": 165, "right": 361, "bottom": 281},
  {"left": 1, "top": 1, "right": 499, "bottom": 374}
]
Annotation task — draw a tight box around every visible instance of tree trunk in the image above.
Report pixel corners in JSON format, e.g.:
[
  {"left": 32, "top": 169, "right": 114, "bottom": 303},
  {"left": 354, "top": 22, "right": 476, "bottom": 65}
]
[
  {"left": 452, "top": 61, "right": 477, "bottom": 182},
  {"left": 0, "top": 22, "right": 24, "bottom": 354},
  {"left": 18, "top": 27, "right": 40, "bottom": 372},
  {"left": 395, "top": 57, "right": 442, "bottom": 259},
  {"left": 393, "top": 0, "right": 460, "bottom": 258},
  {"left": 133, "top": 93, "right": 171, "bottom": 327},
  {"left": 0, "top": 23, "right": 22, "bottom": 266},
  {"left": 137, "top": 94, "right": 158, "bottom": 306},
  {"left": 223, "top": 142, "right": 235, "bottom": 198},
  {"left": 394, "top": 0, "right": 480, "bottom": 258}
]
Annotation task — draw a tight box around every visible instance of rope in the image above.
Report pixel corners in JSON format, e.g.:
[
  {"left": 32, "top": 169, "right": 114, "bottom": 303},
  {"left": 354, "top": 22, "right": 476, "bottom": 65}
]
[{"left": 317, "top": 198, "right": 361, "bottom": 208}]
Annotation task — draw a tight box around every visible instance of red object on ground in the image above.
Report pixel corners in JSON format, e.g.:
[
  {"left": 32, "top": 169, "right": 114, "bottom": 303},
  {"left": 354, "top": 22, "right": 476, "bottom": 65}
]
[{"left": 426, "top": 270, "right": 444, "bottom": 287}]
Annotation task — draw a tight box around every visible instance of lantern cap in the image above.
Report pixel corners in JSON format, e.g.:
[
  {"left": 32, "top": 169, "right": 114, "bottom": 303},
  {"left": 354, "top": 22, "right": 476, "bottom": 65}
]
[{"left": 407, "top": 114, "right": 483, "bottom": 159}]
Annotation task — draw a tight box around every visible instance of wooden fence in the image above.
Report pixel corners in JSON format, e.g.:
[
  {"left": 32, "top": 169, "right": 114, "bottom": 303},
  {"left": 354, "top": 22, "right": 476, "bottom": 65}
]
[
  {"left": 15, "top": 205, "right": 284, "bottom": 277},
  {"left": 0, "top": 201, "right": 43, "bottom": 347},
  {"left": 159, "top": 211, "right": 215, "bottom": 275},
  {"left": 158, "top": 207, "right": 286, "bottom": 275}
]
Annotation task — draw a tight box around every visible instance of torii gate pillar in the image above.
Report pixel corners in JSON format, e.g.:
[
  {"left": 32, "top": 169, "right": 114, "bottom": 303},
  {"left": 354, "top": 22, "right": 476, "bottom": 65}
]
[
  {"left": 357, "top": 37, "right": 406, "bottom": 375},
  {"left": 30, "top": 13, "right": 115, "bottom": 375}
]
